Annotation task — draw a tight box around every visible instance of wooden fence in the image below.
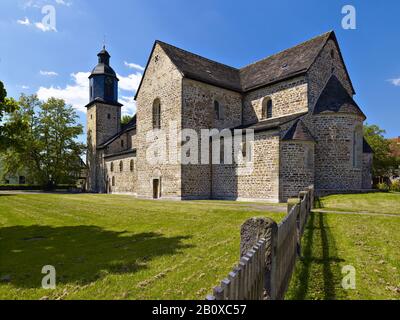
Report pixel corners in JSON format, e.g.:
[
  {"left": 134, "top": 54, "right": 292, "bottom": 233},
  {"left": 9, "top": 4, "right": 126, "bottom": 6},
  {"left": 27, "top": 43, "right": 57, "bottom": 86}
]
[{"left": 206, "top": 186, "right": 314, "bottom": 300}]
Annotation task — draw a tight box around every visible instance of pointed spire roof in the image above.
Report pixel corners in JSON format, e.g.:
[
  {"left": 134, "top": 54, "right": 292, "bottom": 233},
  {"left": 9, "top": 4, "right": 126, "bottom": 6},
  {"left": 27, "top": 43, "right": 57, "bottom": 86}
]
[
  {"left": 282, "top": 119, "right": 315, "bottom": 142},
  {"left": 313, "top": 75, "right": 365, "bottom": 119}
]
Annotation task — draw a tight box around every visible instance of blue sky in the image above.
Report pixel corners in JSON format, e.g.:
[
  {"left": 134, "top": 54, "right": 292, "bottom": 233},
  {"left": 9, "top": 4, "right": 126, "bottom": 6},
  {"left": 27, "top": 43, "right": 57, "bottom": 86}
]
[{"left": 0, "top": 0, "right": 399, "bottom": 139}]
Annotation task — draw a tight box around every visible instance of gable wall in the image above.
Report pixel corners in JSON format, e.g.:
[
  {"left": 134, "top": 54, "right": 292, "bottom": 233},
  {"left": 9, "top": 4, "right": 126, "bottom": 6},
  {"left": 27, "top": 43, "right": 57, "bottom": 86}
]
[
  {"left": 307, "top": 39, "right": 354, "bottom": 110},
  {"left": 135, "top": 43, "right": 183, "bottom": 199}
]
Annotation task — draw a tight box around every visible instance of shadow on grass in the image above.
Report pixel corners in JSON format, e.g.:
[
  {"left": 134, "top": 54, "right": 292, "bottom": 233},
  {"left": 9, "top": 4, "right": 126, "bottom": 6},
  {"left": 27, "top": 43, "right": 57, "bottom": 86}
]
[
  {"left": 288, "top": 213, "right": 345, "bottom": 300},
  {"left": 0, "top": 225, "right": 192, "bottom": 289}
]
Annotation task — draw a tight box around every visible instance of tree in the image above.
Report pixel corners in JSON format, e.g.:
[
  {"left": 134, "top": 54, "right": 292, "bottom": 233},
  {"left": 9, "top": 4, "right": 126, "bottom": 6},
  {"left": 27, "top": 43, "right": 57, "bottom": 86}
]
[
  {"left": 363, "top": 123, "right": 399, "bottom": 178},
  {"left": 121, "top": 115, "right": 133, "bottom": 126},
  {"left": 0, "top": 81, "right": 22, "bottom": 151},
  {"left": 2, "top": 95, "right": 85, "bottom": 188}
]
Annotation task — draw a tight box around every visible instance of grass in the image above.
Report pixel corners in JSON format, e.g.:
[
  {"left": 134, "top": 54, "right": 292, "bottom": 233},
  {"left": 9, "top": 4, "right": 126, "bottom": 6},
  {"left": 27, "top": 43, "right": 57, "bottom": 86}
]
[
  {"left": 0, "top": 193, "right": 284, "bottom": 300},
  {"left": 316, "top": 192, "right": 400, "bottom": 215},
  {"left": 286, "top": 193, "right": 400, "bottom": 300}
]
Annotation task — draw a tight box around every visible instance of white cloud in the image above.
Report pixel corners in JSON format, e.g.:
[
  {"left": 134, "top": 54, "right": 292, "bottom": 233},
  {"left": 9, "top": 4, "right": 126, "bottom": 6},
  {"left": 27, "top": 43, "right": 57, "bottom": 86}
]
[
  {"left": 55, "top": 0, "right": 72, "bottom": 6},
  {"left": 37, "top": 70, "right": 142, "bottom": 115},
  {"left": 22, "top": 85, "right": 30, "bottom": 89},
  {"left": 37, "top": 72, "right": 90, "bottom": 113},
  {"left": 388, "top": 78, "right": 400, "bottom": 87},
  {"left": 22, "top": 0, "right": 71, "bottom": 8},
  {"left": 17, "top": 17, "right": 31, "bottom": 25},
  {"left": 120, "top": 96, "right": 137, "bottom": 116},
  {"left": 40, "top": 70, "right": 59, "bottom": 76},
  {"left": 124, "top": 61, "right": 145, "bottom": 72},
  {"left": 117, "top": 72, "right": 142, "bottom": 92}
]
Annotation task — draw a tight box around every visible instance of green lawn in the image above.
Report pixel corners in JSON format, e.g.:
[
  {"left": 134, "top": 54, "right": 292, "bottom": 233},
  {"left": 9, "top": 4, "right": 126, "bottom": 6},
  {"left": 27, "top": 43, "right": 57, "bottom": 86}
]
[
  {"left": 286, "top": 193, "right": 400, "bottom": 300},
  {"left": 0, "top": 193, "right": 284, "bottom": 300},
  {"left": 316, "top": 192, "right": 400, "bottom": 215}
]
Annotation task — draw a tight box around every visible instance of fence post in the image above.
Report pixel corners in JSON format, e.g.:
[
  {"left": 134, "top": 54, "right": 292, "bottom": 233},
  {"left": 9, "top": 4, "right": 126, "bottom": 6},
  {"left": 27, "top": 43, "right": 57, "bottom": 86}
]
[{"left": 240, "top": 217, "right": 278, "bottom": 300}]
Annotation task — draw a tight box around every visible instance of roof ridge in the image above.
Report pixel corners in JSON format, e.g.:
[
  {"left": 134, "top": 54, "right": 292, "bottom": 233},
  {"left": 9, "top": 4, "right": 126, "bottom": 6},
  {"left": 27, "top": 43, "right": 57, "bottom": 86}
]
[
  {"left": 156, "top": 40, "right": 239, "bottom": 71},
  {"left": 239, "top": 31, "right": 332, "bottom": 71}
]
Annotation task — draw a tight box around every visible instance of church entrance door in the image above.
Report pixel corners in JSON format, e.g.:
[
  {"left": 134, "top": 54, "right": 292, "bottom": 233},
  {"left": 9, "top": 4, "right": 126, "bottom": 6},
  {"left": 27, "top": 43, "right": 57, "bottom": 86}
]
[{"left": 153, "top": 179, "right": 161, "bottom": 199}]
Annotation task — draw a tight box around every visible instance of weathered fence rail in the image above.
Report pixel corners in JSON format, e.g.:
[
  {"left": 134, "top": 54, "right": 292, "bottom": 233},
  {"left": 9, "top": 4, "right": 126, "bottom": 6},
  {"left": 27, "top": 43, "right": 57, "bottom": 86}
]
[{"left": 206, "top": 186, "right": 314, "bottom": 300}]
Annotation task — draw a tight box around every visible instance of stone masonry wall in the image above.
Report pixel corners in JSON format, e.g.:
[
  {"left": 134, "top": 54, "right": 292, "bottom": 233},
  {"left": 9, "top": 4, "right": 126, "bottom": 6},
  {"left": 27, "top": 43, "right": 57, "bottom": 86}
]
[
  {"left": 312, "top": 114, "right": 364, "bottom": 190},
  {"left": 242, "top": 76, "right": 308, "bottom": 125},
  {"left": 307, "top": 39, "right": 354, "bottom": 110},
  {"left": 212, "top": 131, "right": 281, "bottom": 202},
  {"left": 181, "top": 78, "right": 243, "bottom": 199},
  {"left": 280, "top": 141, "right": 315, "bottom": 201},
  {"left": 105, "top": 155, "right": 137, "bottom": 194},
  {"left": 135, "top": 43, "right": 183, "bottom": 199},
  {"left": 86, "top": 102, "right": 121, "bottom": 193}
]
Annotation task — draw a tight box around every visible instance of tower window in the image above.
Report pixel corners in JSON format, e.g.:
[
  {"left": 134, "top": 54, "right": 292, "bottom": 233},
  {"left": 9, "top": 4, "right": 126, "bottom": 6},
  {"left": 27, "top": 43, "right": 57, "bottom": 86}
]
[
  {"left": 112, "top": 176, "right": 115, "bottom": 187},
  {"left": 153, "top": 99, "right": 161, "bottom": 129},
  {"left": 330, "top": 49, "right": 335, "bottom": 59},
  {"left": 121, "top": 140, "right": 124, "bottom": 148},
  {"left": 110, "top": 162, "right": 114, "bottom": 172},
  {"left": 119, "top": 161, "right": 123, "bottom": 172},
  {"left": 262, "top": 98, "right": 273, "bottom": 119},
  {"left": 130, "top": 159, "right": 134, "bottom": 172},
  {"left": 107, "top": 113, "right": 111, "bottom": 119}
]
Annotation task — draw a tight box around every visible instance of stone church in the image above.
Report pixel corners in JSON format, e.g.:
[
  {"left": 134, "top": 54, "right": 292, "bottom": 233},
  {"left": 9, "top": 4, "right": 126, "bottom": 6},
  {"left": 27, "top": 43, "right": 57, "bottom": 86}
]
[{"left": 86, "top": 31, "right": 373, "bottom": 202}]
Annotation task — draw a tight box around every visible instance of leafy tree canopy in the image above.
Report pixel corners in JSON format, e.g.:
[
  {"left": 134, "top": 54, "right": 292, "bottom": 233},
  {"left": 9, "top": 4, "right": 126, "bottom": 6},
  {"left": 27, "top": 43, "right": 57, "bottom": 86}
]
[
  {"left": 121, "top": 115, "right": 133, "bottom": 126},
  {"left": 2, "top": 95, "right": 85, "bottom": 188},
  {"left": 364, "top": 123, "right": 400, "bottom": 177}
]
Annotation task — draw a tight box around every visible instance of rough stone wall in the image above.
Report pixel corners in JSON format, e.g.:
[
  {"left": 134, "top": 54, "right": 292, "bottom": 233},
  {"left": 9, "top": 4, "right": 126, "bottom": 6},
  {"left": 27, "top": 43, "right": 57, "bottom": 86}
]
[
  {"left": 105, "top": 129, "right": 136, "bottom": 155},
  {"left": 212, "top": 131, "right": 280, "bottom": 202},
  {"left": 280, "top": 141, "right": 315, "bottom": 201},
  {"left": 135, "top": 43, "right": 183, "bottom": 199},
  {"left": 242, "top": 76, "right": 308, "bottom": 125},
  {"left": 181, "top": 78, "right": 243, "bottom": 199},
  {"left": 105, "top": 155, "right": 137, "bottom": 194},
  {"left": 86, "top": 102, "right": 121, "bottom": 193},
  {"left": 307, "top": 39, "right": 354, "bottom": 110},
  {"left": 312, "top": 114, "right": 364, "bottom": 190},
  {"left": 362, "top": 153, "right": 373, "bottom": 189}
]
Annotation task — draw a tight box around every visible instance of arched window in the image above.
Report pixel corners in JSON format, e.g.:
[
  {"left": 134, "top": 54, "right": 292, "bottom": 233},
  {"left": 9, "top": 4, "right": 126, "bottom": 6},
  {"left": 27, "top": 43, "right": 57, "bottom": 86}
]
[
  {"left": 152, "top": 99, "right": 161, "bottom": 129},
  {"left": 110, "top": 162, "right": 114, "bottom": 172},
  {"left": 262, "top": 98, "right": 273, "bottom": 120},
  {"left": 119, "top": 161, "right": 123, "bottom": 172},
  {"left": 130, "top": 159, "right": 134, "bottom": 172},
  {"left": 121, "top": 139, "right": 124, "bottom": 148},
  {"left": 112, "top": 176, "right": 115, "bottom": 187},
  {"left": 214, "top": 100, "right": 224, "bottom": 120}
]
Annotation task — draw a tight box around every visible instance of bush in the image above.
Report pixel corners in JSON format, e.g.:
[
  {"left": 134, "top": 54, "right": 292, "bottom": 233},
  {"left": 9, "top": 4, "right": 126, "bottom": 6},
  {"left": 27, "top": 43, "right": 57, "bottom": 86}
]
[
  {"left": 390, "top": 180, "right": 400, "bottom": 192},
  {"left": 377, "top": 183, "right": 390, "bottom": 192}
]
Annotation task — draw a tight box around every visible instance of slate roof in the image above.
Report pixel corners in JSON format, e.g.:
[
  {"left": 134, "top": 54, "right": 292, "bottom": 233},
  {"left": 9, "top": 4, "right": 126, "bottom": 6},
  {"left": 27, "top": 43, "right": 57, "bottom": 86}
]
[
  {"left": 233, "top": 112, "right": 307, "bottom": 133},
  {"left": 313, "top": 75, "right": 365, "bottom": 119},
  {"left": 157, "top": 41, "right": 242, "bottom": 92},
  {"left": 90, "top": 48, "right": 118, "bottom": 79},
  {"left": 240, "top": 32, "right": 331, "bottom": 91},
  {"left": 85, "top": 97, "right": 123, "bottom": 109},
  {"left": 135, "top": 30, "right": 355, "bottom": 99},
  {"left": 282, "top": 119, "right": 315, "bottom": 142}
]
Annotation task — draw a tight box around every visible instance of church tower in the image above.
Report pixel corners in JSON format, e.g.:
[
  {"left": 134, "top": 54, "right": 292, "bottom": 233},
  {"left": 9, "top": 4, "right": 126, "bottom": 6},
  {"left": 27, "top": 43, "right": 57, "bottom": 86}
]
[{"left": 86, "top": 46, "right": 122, "bottom": 193}]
